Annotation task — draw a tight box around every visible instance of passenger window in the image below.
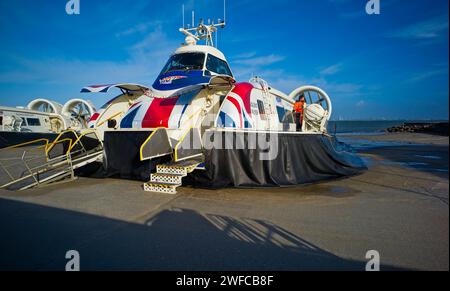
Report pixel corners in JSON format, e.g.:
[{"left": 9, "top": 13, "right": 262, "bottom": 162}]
[
  {"left": 284, "top": 111, "right": 294, "bottom": 123},
  {"left": 257, "top": 100, "right": 266, "bottom": 120},
  {"left": 26, "top": 118, "right": 41, "bottom": 126},
  {"left": 206, "top": 54, "right": 233, "bottom": 76},
  {"left": 276, "top": 107, "right": 285, "bottom": 123},
  {"left": 276, "top": 107, "right": 294, "bottom": 124}
]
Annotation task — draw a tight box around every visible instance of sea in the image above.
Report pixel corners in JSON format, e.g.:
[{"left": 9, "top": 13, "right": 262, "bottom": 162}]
[{"left": 327, "top": 120, "right": 448, "bottom": 135}]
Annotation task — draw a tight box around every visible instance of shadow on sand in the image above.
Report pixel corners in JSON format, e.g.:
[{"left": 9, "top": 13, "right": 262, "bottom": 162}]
[{"left": 0, "top": 198, "right": 404, "bottom": 271}]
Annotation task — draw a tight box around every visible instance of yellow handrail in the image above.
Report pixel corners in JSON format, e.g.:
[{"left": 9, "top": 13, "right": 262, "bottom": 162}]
[
  {"left": 174, "top": 126, "right": 194, "bottom": 162},
  {"left": 184, "top": 108, "right": 203, "bottom": 124},
  {"left": 44, "top": 138, "right": 73, "bottom": 157},
  {"left": 68, "top": 129, "right": 98, "bottom": 153},
  {"left": 0, "top": 138, "right": 49, "bottom": 151},
  {"left": 46, "top": 129, "right": 80, "bottom": 153},
  {"left": 96, "top": 111, "right": 123, "bottom": 127}
]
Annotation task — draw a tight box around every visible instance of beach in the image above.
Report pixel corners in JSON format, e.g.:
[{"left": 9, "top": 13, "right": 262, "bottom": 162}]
[{"left": 0, "top": 132, "right": 448, "bottom": 271}]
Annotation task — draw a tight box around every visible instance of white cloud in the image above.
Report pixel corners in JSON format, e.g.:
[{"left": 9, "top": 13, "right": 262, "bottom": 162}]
[
  {"left": 231, "top": 53, "right": 286, "bottom": 80},
  {"left": 407, "top": 68, "right": 449, "bottom": 82},
  {"left": 320, "top": 63, "right": 342, "bottom": 76},
  {"left": 232, "top": 52, "right": 257, "bottom": 59},
  {"left": 234, "top": 54, "right": 285, "bottom": 67},
  {"left": 130, "top": 24, "right": 177, "bottom": 59},
  {"left": 388, "top": 15, "right": 449, "bottom": 40},
  {"left": 256, "top": 72, "right": 364, "bottom": 99},
  {"left": 231, "top": 53, "right": 363, "bottom": 100},
  {"left": 115, "top": 21, "right": 162, "bottom": 38},
  {"left": 0, "top": 25, "right": 178, "bottom": 88}
]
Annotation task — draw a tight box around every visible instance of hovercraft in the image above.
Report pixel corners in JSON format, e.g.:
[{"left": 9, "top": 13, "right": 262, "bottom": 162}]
[{"left": 81, "top": 18, "right": 366, "bottom": 193}]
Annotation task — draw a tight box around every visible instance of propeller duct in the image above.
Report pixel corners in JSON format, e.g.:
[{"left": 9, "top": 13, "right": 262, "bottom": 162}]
[
  {"left": 62, "top": 99, "right": 96, "bottom": 129},
  {"left": 27, "top": 99, "right": 63, "bottom": 114}
]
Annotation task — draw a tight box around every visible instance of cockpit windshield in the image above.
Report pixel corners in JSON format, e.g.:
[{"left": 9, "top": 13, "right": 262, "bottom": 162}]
[{"left": 160, "top": 53, "right": 205, "bottom": 74}]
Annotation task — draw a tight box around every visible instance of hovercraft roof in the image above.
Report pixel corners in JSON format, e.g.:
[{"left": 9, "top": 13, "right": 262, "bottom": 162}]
[{"left": 174, "top": 44, "right": 227, "bottom": 62}]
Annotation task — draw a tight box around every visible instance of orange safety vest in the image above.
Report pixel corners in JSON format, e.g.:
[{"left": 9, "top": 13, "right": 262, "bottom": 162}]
[{"left": 294, "top": 101, "right": 305, "bottom": 113}]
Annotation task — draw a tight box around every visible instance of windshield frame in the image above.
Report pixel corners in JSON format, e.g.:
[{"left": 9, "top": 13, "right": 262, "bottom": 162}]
[
  {"left": 160, "top": 52, "right": 206, "bottom": 75},
  {"left": 205, "top": 53, "right": 233, "bottom": 77}
]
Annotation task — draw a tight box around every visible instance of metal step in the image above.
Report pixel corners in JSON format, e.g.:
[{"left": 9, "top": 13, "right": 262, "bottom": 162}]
[
  {"left": 150, "top": 173, "right": 183, "bottom": 185},
  {"left": 156, "top": 164, "right": 189, "bottom": 176},
  {"left": 156, "top": 160, "right": 203, "bottom": 176},
  {"left": 144, "top": 156, "right": 204, "bottom": 194},
  {"left": 143, "top": 182, "right": 178, "bottom": 194}
]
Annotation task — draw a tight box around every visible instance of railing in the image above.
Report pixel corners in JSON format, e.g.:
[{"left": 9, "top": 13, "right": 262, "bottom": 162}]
[
  {"left": 1, "top": 138, "right": 50, "bottom": 151},
  {"left": 0, "top": 128, "right": 103, "bottom": 190},
  {"left": 140, "top": 127, "right": 173, "bottom": 161},
  {"left": 45, "top": 129, "right": 80, "bottom": 156},
  {"left": 174, "top": 127, "right": 203, "bottom": 162},
  {"left": 45, "top": 138, "right": 74, "bottom": 160},
  {"left": 46, "top": 128, "right": 102, "bottom": 159},
  {"left": 68, "top": 129, "right": 103, "bottom": 153},
  {"left": 0, "top": 138, "right": 74, "bottom": 190}
]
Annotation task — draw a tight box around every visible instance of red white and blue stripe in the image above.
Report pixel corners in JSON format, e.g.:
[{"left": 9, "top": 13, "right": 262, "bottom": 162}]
[
  {"left": 81, "top": 83, "right": 149, "bottom": 93},
  {"left": 120, "top": 88, "right": 201, "bottom": 129},
  {"left": 217, "top": 83, "right": 254, "bottom": 129}
]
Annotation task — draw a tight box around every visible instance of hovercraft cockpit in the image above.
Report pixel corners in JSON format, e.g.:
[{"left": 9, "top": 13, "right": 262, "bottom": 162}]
[{"left": 152, "top": 45, "right": 233, "bottom": 96}]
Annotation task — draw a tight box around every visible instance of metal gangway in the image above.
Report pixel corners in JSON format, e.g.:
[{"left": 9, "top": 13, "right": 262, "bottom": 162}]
[{"left": 0, "top": 129, "right": 104, "bottom": 191}]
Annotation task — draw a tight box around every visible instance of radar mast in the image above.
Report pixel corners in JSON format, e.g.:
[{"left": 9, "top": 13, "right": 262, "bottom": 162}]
[{"left": 179, "top": 0, "right": 226, "bottom": 47}]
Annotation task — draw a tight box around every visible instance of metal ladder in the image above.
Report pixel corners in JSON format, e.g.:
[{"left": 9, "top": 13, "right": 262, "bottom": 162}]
[{"left": 143, "top": 158, "right": 203, "bottom": 194}]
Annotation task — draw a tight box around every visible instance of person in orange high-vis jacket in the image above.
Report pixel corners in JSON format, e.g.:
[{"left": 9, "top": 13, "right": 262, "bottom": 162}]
[{"left": 293, "top": 94, "right": 306, "bottom": 131}]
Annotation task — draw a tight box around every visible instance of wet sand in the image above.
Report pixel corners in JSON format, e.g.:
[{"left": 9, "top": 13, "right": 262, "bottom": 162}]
[
  {"left": 0, "top": 133, "right": 448, "bottom": 271},
  {"left": 342, "top": 132, "right": 449, "bottom": 145}
]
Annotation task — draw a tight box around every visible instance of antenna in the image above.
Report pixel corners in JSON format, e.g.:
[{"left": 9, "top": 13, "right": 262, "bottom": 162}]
[
  {"left": 182, "top": 5, "right": 185, "bottom": 28},
  {"left": 224, "top": 0, "right": 226, "bottom": 25},
  {"left": 178, "top": 0, "right": 228, "bottom": 48}
]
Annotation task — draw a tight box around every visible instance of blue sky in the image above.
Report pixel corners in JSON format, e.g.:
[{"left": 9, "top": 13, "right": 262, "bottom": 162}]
[{"left": 0, "top": 0, "right": 448, "bottom": 120}]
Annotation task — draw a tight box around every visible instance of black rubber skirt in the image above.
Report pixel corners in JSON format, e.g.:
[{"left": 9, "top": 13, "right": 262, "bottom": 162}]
[
  {"left": 186, "top": 131, "right": 367, "bottom": 188},
  {"left": 103, "top": 130, "right": 367, "bottom": 187}
]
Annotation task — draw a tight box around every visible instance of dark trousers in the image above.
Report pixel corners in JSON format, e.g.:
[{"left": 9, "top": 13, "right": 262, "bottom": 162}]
[{"left": 295, "top": 112, "right": 302, "bottom": 132}]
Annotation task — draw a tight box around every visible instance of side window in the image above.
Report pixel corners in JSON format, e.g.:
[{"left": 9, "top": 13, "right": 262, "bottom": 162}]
[
  {"left": 257, "top": 100, "right": 266, "bottom": 120},
  {"left": 276, "top": 106, "right": 294, "bottom": 124},
  {"left": 0, "top": 115, "right": 3, "bottom": 126},
  {"left": 206, "top": 54, "right": 232, "bottom": 76},
  {"left": 276, "top": 106, "right": 285, "bottom": 123},
  {"left": 284, "top": 111, "right": 294, "bottom": 123},
  {"left": 26, "top": 118, "right": 41, "bottom": 126}
]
